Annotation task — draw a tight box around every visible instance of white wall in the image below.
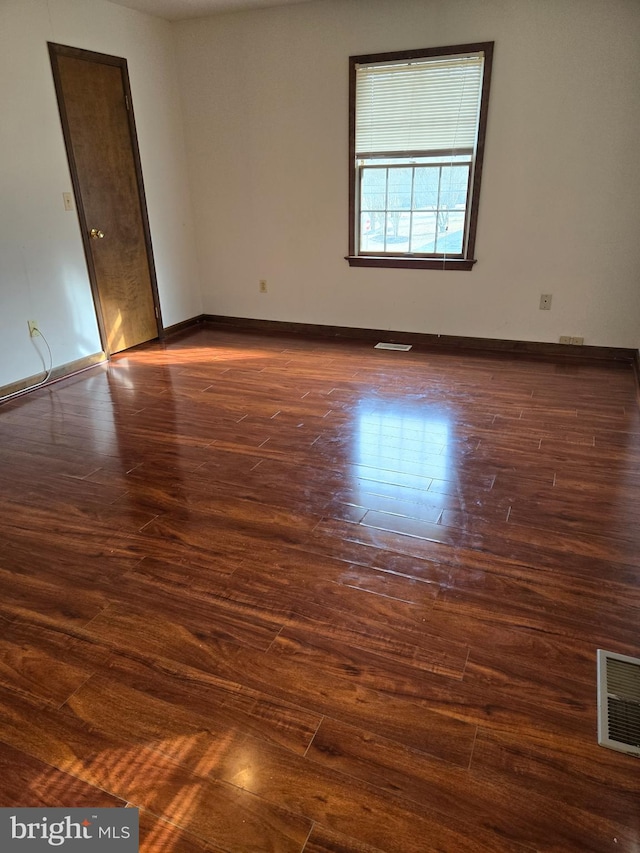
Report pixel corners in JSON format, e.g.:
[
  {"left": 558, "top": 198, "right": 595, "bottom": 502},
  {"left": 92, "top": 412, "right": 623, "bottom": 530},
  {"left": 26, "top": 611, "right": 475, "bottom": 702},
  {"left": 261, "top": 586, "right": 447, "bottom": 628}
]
[
  {"left": 0, "top": 0, "right": 202, "bottom": 389},
  {"left": 176, "top": 0, "right": 640, "bottom": 348}
]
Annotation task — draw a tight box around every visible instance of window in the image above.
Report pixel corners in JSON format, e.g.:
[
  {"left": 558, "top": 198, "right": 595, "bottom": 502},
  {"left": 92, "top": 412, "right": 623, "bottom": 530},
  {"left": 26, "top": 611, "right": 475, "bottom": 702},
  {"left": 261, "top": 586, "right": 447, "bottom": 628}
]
[{"left": 347, "top": 42, "right": 493, "bottom": 270}]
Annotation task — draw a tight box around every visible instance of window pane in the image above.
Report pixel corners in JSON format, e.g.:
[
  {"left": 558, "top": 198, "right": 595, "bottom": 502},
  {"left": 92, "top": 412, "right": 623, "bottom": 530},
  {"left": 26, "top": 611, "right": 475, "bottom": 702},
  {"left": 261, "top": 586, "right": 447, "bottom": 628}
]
[
  {"left": 432, "top": 206, "right": 465, "bottom": 254},
  {"left": 387, "top": 167, "right": 412, "bottom": 210},
  {"left": 439, "top": 165, "right": 469, "bottom": 208},
  {"left": 360, "top": 211, "right": 386, "bottom": 252},
  {"left": 434, "top": 226, "right": 464, "bottom": 255},
  {"left": 385, "top": 211, "right": 410, "bottom": 252},
  {"left": 359, "top": 212, "right": 372, "bottom": 252},
  {"left": 447, "top": 210, "right": 466, "bottom": 232},
  {"left": 413, "top": 167, "right": 440, "bottom": 209},
  {"left": 361, "top": 168, "right": 387, "bottom": 211},
  {"left": 410, "top": 211, "right": 437, "bottom": 252}
]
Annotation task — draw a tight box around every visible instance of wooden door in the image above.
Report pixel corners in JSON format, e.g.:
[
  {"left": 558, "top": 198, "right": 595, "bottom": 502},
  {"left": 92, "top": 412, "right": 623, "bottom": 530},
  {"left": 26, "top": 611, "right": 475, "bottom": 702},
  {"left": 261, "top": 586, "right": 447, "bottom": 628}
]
[{"left": 49, "top": 43, "right": 161, "bottom": 354}]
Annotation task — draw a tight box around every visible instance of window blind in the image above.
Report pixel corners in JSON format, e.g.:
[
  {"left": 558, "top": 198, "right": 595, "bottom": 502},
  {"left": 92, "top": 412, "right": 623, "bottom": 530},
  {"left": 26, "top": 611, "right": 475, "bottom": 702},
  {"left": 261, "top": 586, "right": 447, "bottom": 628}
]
[{"left": 355, "top": 53, "right": 485, "bottom": 156}]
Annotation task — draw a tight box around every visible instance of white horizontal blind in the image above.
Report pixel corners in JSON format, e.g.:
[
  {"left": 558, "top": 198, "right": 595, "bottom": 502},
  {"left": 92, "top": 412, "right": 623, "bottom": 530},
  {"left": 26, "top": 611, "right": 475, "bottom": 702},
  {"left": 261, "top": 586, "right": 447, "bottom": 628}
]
[{"left": 355, "top": 53, "right": 485, "bottom": 156}]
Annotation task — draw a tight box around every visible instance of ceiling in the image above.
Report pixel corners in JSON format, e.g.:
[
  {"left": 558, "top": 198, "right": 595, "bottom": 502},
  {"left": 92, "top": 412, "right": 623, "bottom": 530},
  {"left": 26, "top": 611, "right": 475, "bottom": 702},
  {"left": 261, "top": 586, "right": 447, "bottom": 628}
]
[{"left": 107, "top": 0, "right": 315, "bottom": 21}]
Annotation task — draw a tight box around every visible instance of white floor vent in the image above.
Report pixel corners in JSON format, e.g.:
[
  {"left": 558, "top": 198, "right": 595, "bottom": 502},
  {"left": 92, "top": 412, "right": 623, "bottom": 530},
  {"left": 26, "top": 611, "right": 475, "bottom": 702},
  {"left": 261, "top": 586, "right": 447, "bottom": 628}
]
[
  {"left": 374, "top": 342, "right": 412, "bottom": 351},
  {"left": 597, "top": 649, "right": 640, "bottom": 758}
]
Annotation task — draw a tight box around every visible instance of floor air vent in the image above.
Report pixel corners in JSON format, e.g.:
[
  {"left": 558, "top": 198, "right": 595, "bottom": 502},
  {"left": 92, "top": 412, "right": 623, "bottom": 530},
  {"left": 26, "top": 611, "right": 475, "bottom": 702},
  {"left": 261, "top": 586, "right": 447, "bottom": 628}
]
[
  {"left": 374, "top": 342, "right": 412, "bottom": 351},
  {"left": 597, "top": 649, "right": 640, "bottom": 757}
]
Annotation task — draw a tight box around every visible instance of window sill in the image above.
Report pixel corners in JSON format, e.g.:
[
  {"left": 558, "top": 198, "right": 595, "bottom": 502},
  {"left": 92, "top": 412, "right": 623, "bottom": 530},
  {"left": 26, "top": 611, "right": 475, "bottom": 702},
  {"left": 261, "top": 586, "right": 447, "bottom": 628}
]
[{"left": 346, "top": 256, "right": 476, "bottom": 271}]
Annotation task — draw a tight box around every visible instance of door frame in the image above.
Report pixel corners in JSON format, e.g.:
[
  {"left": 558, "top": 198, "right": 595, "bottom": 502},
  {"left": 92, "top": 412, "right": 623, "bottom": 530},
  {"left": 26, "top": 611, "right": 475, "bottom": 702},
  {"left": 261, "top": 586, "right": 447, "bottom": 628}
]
[{"left": 48, "top": 42, "right": 163, "bottom": 355}]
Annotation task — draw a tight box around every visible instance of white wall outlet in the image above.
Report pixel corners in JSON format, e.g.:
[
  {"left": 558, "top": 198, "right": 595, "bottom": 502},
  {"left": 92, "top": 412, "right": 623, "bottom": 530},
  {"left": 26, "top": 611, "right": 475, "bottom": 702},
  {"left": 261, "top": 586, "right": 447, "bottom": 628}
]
[
  {"left": 570, "top": 336, "right": 584, "bottom": 345},
  {"left": 28, "top": 320, "right": 40, "bottom": 337},
  {"left": 259, "top": 279, "right": 267, "bottom": 293},
  {"left": 559, "top": 336, "right": 571, "bottom": 344},
  {"left": 539, "top": 293, "right": 552, "bottom": 310},
  {"left": 62, "top": 192, "right": 74, "bottom": 211}
]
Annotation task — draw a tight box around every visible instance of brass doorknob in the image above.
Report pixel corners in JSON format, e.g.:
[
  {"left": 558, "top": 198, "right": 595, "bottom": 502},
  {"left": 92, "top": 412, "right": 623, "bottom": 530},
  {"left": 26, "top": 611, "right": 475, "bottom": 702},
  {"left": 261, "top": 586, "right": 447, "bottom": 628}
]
[{"left": 90, "top": 228, "right": 105, "bottom": 239}]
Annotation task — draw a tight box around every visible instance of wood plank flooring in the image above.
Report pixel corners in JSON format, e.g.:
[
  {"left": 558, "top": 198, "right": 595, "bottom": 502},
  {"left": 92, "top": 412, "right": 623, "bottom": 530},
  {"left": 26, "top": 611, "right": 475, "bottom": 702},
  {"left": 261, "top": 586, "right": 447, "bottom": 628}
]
[{"left": 1, "top": 326, "right": 639, "bottom": 852}]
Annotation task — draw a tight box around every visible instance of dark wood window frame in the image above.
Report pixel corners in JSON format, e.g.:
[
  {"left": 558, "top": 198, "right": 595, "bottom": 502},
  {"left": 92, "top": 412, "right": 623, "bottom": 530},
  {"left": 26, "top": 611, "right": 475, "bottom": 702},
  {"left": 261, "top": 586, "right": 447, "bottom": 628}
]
[{"left": 346, "top": 42, "right": 494, "bottom": 271}]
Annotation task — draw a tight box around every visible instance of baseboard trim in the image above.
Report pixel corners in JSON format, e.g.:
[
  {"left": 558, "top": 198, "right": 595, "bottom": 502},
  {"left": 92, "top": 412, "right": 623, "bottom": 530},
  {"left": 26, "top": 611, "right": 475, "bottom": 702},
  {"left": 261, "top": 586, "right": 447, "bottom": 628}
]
[
  {"left": 2, "top": 319, "right": 636, "bottom": 402},
  {"left": 0, "top": 351, "right": 107, "bottom": 403},
  {"left": 162, "top": 315, "right": 207, "bottom": 339},
  {"left": 633, "top": 350, "right": 640, "bottom": 404},
  {"left": 201, "top": 315, "right": 636, "bottom": 365}
]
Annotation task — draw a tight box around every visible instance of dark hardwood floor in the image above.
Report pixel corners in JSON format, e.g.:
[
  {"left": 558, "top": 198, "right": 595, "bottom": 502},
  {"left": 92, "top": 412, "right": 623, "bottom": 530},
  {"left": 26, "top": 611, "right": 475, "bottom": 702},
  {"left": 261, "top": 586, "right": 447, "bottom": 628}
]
[{"left": 1, "top": 326, "right": 639, "bottom": 852}]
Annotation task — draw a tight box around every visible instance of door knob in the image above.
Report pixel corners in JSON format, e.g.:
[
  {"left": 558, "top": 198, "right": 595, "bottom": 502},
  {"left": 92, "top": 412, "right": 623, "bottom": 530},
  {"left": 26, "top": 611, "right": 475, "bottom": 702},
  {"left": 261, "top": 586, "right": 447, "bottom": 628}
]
[{"left": 90, "top": 228, "right": 105, "bottom": 239}]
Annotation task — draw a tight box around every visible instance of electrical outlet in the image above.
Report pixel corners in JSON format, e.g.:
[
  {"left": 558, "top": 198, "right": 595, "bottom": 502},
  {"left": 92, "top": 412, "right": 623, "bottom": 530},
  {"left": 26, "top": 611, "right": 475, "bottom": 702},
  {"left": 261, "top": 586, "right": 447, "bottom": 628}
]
[
  {"left": 259, "top": 280, "right": 267, "bottom": 293},
  {"left": 28, "top": 320, "right": 40, "bottom": 337},
  {"left": 539, "top": 293, "right": 552, "bottom": 310},
  {"left": 559, "top": 335, "right": 584, "bottom": 345}
]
